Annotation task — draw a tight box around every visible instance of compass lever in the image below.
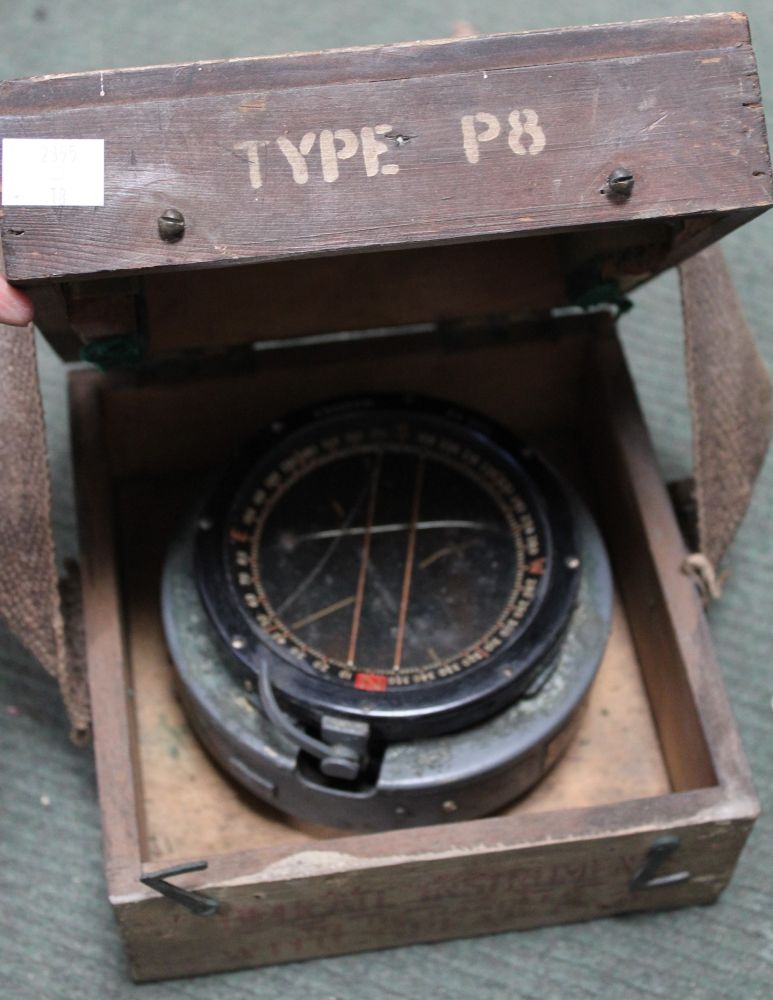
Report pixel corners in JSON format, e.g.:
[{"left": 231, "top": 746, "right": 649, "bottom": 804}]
[
  {"left": 256, "top": 660, "right": 366, "bottom": 780},
  {"left": 320, "top": 715, "right": 371, "bottom": 779}
]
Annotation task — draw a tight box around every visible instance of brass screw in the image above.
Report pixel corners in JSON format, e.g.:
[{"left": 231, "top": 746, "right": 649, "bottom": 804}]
[
  {"left": 606, "top": 168, "right": 635, "bottom": 197},
  {"left": 158, "top": 207, "right": 185, "bottom": 242}
]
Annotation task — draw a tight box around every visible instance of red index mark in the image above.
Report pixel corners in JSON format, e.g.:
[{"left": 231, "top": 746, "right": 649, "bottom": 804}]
[
  {"left": 528, "top": 557, "right": 546, "bottom": 575},
  {"left": 354, "top": 672, "right": 388, "bottom": 692},
  {"left": 230, "top": 529, "right": 251, "bottom": 543}
]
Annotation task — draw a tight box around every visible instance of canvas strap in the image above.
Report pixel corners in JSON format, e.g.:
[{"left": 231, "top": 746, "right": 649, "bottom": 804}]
[
  {"left": 679, "top": 244, "right": 773, "bottom": 601},
  {"left": 0, "top": 322, "right": 90, "bottom": 742},
  {"left": 0, "top": 243, "right": 770, "bottom": 737}
]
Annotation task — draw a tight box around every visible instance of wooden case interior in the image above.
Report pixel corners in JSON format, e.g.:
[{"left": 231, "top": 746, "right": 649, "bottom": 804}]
[
  {"left": 69, "top": 310, "right": 718, "bottom": 867},
  {"left": 37, "top": 213, "right": 754, "bottom": 362}
]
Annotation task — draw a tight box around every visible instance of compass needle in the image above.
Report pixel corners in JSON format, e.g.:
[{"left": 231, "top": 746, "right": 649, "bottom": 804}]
[
  {"left": 347, "top": 453, "right": 382, "bottom": 665},
  {"left": 275, "top": 469, "right": 371, "bottom": 616},
  {"left": 419, "top": 538, "right": 477, "bottom": 571},
  {"left": 290, "top": 594, "right": 357, "bottom": 632},
  {"left": 393, "top": 455, "right": 425, "bottom": 670},
  {"left": 292, "top": 519, "right": 488, "bottom": 544}
]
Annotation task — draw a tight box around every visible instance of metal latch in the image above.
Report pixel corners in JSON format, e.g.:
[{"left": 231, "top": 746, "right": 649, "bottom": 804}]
[
  {"left": 630, "top": 835, "right": 691, "bottom": 891},
  {"left": 140, "top": 860, "right": 219, "bottom": 916}
]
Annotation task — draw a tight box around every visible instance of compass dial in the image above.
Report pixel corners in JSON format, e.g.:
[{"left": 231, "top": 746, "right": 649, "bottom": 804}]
[{"left": 196, "top": 396, "right": 580, "bottom": 739}]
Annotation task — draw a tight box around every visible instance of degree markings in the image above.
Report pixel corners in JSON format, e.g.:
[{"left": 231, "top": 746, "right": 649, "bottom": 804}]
[{"left": 235, "top": 435, "right": 542, "bottom": 681}]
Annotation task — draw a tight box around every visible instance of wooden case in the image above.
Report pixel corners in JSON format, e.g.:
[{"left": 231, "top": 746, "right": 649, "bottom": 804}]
[{"left": 1, "top": 12, "right": 770, "bottom": 981}]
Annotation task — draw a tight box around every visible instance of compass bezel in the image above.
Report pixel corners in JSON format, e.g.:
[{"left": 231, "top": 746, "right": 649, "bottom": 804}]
[{"left": 195, "top": 395, "right": 581, "bottom": 741}]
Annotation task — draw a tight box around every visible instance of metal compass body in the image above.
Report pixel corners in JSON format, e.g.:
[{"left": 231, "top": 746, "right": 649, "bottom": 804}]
[{"left": 164, "top": 396, "right": 613, "bottom": 828}]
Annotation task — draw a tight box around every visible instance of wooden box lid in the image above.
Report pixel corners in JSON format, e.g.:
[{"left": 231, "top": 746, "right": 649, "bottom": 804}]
[{"left": 1, "top": 12, "right": 771, "bottom": 359}]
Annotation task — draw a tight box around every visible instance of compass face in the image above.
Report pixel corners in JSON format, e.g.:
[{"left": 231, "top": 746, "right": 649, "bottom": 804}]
[{"left": 196, "top": 396, "right": 580, "bottom": 739}]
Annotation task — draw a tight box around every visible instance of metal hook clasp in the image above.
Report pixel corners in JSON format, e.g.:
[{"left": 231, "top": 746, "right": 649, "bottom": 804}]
[
  {"left": 140, "top": 860, "right": 219, "bottom": 916},
  {"left": 630, "top": 835, "right": 691, "bottom": 891}
]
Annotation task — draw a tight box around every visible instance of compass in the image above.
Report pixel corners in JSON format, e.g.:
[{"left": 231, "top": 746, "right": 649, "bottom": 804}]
[{"left": 162, "top": 395, "right": 613, "bottom": 829}]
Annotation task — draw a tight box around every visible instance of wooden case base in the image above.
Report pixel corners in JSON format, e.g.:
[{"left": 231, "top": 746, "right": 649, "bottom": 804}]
[{"left": 69, "top": 314, "right": 758, "bottom": 981}]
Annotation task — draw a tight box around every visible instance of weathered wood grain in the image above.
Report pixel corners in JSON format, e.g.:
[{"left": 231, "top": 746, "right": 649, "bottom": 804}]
[
  {"left": 97, "top": 320, "right": 591, "bottom": 478},
  {"left": 69, "top": 371, "right": 145, "bottom": 893},
  {"left": 116, "top": 782, "right": 757, "bottom": 980},
  {"left": 140, "top": 236, "right": 565, "bottom": 354},
  {"left": 1, "top": 15, "right": 769, "bottom": 283},
  {"left": 117, "top": 811, "right": 753, "bottom": 980},
  {"left": 0, "top": 14, "right": 754, "bottom": 110},
  {"left": 584, "top": 331, "right": 716, "bottom": 791},
  {"left": 32, "top": 222, "right": 682, "bottom": 357},
  {"left": 586, "top": 331, "right": 759, "bottom": 802}
]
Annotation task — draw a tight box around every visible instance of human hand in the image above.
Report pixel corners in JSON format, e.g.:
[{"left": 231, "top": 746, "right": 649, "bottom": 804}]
[{"left": 0, "top": 274, "right": 34, "bottom": 325}]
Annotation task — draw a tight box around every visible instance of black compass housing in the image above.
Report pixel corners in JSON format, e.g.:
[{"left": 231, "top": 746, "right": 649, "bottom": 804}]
[{"left": 195, "top": 395, "right": 581, "bottom": 744}]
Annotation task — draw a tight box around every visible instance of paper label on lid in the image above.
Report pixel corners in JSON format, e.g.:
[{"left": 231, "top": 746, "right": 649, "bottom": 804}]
[{"left": 1, "top": 138, "right": 104, "bottom": 206}]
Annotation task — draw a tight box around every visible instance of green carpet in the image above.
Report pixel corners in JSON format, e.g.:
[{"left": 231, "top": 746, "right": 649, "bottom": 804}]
[{"left": 1, "top": 2, "right": 771, "bottom": 997}]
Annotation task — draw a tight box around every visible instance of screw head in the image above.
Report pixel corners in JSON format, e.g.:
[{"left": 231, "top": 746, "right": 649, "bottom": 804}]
[
  {"left": 565, "top": 555, "right": 581, "bottom": 570},
  {"left": 230, "top": 635, "right": 246, "bottom": 651},
  {"left": 158, "top": 207, "right": 185, "bottom": 242},
  {"left": 607, "top": 167, "right": 635, "bottom": 197}
]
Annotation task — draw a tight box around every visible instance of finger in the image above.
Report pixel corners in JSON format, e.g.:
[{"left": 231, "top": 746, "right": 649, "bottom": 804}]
[{"left": 0, "top": 278, "right": 34, "bottom": 326}]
